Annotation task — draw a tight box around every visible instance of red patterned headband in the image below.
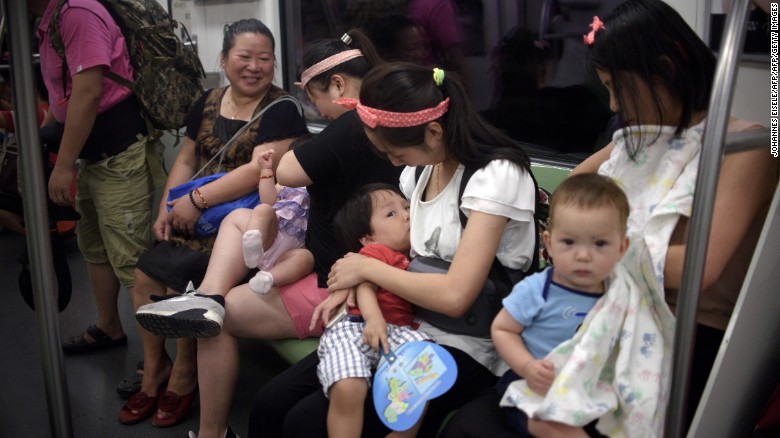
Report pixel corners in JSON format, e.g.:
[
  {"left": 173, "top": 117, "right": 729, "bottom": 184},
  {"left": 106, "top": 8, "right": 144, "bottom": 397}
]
[
  {"left": 334, "top": 97, "right": 451, "bottom": 128},
  {"left": 583, "top": 16, "right": 605, "bottom": 46},
  {"left": 295, "top": 49, "right": 364, "bottom": 90}
]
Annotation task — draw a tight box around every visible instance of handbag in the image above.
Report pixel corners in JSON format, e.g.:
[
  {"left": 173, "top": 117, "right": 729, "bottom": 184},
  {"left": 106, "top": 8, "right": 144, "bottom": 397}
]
[
  {"left": 167, "top": 172, "right": 259, "bottom": 236},
  {"left": 166, "top": 95, "right": 302, "bottom": 236},
  {"left": 408, "top": 256, "right": 526, "bottom": 338}
]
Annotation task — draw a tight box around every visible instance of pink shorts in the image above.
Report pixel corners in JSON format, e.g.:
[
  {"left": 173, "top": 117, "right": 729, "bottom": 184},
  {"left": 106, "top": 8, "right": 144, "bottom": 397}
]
[{"left": 278, "top": 272, "right": 329, "bottom": 339}]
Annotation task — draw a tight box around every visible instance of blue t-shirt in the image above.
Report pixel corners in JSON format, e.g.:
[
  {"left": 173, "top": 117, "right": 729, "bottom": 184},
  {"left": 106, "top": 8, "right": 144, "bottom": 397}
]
[{"left": 502, "top": 267, "right": 602, "bottom": 359}]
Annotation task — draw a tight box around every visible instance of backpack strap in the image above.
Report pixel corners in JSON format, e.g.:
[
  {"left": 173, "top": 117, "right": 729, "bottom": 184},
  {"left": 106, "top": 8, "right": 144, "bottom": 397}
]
[
  {"left": 412, "top": 163, "right": 478, "bottom": 229},
  {"left": 414, "top": 163, "right": 540, "bottom": 298},
  {"left": 48, "top": 0, "right": 113, "bottom": 102},
  {"left": 48, "top": 0, "right": 69, "bottom": 101},
  {"left": 528, "top": 174, "right": 542, "bottom": 275},
  {"left": 457, "top": 165, "right": 477, "bottom": 229},
  {"left": 413, "top": 163, "right": 540, "bottom": 269},
  {"left": 542, "top": 266, "right": 553, "bottom": 300}
]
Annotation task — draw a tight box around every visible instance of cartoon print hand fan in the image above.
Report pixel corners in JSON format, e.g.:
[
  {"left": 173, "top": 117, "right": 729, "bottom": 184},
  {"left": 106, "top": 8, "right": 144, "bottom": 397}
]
[{"left": 372, "top": 341, "right": 457, "bottom": 431}]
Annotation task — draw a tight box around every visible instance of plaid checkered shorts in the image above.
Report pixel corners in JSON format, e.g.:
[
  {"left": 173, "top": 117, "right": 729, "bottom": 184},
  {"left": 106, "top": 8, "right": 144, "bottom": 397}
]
[{"left": 316, "top": 318, "right": 431, "bottom": 396}]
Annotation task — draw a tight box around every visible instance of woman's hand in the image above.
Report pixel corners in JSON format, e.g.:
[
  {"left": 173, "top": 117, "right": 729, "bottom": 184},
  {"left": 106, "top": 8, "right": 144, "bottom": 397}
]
[
  {"left": 167, "top": 195, "right": 201, "bottom": 236},
  {"left": 363, "top": 317, "right": 389, "bottom": 354},
  {"left": 327, "top": 253, "right": 369, "bottom": 292},
  {"left": 523, "top": 359, "right": 556, "bottom": 395},
  {"left": 309, "top": 289, "right": 356, "bottom": 331},
  {"left": 152, "top": 208, "right": 172, "bottom": 241}
]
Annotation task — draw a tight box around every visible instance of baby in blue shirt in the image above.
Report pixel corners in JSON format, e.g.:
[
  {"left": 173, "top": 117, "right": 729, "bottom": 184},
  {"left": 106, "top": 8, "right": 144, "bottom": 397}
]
[{"left": 492, "top": 173, "right": 630, "bottom": 437}]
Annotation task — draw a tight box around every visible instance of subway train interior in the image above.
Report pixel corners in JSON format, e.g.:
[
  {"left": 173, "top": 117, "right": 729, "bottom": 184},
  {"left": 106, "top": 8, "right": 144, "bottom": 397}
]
[{"left": 0, "top": 0, "right": 778, "bottom": 437}]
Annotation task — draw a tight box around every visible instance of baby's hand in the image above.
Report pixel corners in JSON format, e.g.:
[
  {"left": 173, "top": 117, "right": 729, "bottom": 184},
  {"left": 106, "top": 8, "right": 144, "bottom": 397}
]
[
  {"left": 256, "top": 149, "right": 274, "bottom": 170},
  {"left": 523, "top": 359, "right": 556, "bottom": 395},
  {"left": 362, "top": 318, "right": 389, "bottom": 354}
]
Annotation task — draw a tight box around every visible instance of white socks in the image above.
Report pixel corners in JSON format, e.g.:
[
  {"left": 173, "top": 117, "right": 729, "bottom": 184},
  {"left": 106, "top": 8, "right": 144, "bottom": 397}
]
[
  {"left": 244, "top": 230, "right": 274, "bottom": 294},
  {"left": 242, "top": 230, "right": 264, "bottom": 269},
  {"left": 249, "top": 270, "right": 274, "bottom": 295}
]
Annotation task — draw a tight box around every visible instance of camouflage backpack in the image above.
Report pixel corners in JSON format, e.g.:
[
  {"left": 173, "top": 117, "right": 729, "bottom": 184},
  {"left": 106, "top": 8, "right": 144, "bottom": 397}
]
[{"left": 48, "top": 0, "right": 206, "bottom": 131}]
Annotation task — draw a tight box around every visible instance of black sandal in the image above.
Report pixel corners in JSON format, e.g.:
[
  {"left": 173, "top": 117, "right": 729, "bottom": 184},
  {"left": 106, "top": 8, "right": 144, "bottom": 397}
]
[
  {"left": 62, "top": 324, "right": 127, "bottom": 355},
  {"left": 117, "top": 360, "right": 145, "bottom": 399}
]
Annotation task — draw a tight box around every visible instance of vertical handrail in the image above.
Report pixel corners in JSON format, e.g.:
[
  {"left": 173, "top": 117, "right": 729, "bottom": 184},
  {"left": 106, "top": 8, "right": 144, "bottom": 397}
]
[
  {"left": 538, "top": 0, "right": 554, "bottom": 41},
  {"left": 4, "top": 0, "right": 73, "bottom": 437},
  {"left": 0, "top": 16, "right": 6, "bottom": 65},
  {"left": 664, "top": 0, "right": 751, "bottom": 437}
]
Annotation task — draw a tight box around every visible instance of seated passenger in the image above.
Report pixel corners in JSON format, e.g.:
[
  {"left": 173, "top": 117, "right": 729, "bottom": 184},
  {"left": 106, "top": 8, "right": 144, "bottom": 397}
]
[
  {"left": 135, "top": 143, "right": 314, "bottom": 337},
  {"left": 575, "top": 0, "right": 778, "bottom": 430},
  {"left": 249, "top": 63, "right": 539, "bottom": 437},
  {"left": 120, "top": 18, "right": 307, "bottom": 428},
  {"left": 315, "top": 183, "right": 432, "bottom": 438},
  {"left": 492, "top": 174, "right": 629, "bottom": 438},
  {"left": 132, "top": 29, "right": 398, "bottom": 438},
  {"left": 444, "top": 0, "right": 778, "bottom": 435}
]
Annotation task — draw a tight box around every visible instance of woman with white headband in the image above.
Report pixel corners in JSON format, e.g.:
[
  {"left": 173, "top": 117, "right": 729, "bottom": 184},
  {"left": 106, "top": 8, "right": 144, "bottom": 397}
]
[{"left": 251, "top": 62, "right": 539, "bottom": 437}]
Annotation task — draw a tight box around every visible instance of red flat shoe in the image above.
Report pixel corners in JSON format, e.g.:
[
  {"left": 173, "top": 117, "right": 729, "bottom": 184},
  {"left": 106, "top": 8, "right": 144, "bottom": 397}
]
[
  {"left": 119, "top": 391, "right": 158, "bottom": 424},
  {"left": 151, "top": 389, "right": 198, "bottom": 427}
]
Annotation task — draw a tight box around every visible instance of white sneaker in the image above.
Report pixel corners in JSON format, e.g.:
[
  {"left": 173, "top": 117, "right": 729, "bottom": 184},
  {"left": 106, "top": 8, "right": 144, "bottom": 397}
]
[
  {"left": 136, "top": 282, "right": 225, "bottom": 338},
  {"left": 242, "top": 229, "right": 264, "bottom": 269},
  {"left": 249, "top": 270, "right": 274, "bottom": 295}
]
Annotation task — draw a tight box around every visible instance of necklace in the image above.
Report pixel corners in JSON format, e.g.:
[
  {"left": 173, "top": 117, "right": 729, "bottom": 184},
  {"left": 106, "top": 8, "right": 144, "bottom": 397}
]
[
  {"left": 226, "top": 89, "right": 259, "bottom": 120},
  {"left": 226, "top": 98, "right": 253, "bottom": 119}
]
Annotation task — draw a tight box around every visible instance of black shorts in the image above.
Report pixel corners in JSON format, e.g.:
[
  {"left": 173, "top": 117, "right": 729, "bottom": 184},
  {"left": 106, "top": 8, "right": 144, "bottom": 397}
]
[
  {"left": 135, "top": 241, "right": 211, "bottom": 294},
  {"left": 136, "top": 240, "right": 257, "bottom": 294}
]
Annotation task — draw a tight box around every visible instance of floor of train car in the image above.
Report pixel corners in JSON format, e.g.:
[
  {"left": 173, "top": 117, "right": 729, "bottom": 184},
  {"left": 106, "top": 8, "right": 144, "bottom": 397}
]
[{"left": 0, "top": 228, "right": 290, "bottom": 437}]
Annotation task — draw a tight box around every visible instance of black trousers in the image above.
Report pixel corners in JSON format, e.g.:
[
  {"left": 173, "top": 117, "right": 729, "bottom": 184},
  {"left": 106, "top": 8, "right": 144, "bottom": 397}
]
[
  {"left": 439, "top": 370, "right": 605, "bottom": 438},
  {"left": 248, "top": 346, "right": 498, "bottom": 438}
]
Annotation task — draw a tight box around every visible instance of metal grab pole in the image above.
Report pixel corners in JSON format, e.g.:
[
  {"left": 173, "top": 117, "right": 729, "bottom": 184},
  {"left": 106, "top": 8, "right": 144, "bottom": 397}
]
[
  {"left": 724, "top": 128, "right": 771, "bottom": 154},
  {"left": 664, "top": 0, "right": 751, "bottom": 436},
  {"left": 4, "top": 1, "right": 73, "bottom": 437}
]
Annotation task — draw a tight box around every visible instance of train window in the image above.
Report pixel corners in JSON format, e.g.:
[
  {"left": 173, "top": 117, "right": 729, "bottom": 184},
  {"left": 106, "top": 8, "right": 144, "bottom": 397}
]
[{"left": 280, "top": 0, "right": 623, "bottom": 162}]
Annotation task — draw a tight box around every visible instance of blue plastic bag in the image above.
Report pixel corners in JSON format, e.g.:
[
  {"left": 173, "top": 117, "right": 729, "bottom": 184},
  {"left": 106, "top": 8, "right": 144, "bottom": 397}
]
[{"left": 166, "top": 172, "right": 260, "bottom": 236}]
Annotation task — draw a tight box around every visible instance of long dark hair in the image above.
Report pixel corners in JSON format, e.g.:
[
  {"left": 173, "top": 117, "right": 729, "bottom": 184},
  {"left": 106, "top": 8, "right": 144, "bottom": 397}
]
[
  {"left": 359, "top": 62, "right": 531, "bottom": 172},
  {"left": 300, "top": 29, "right": 384, "bottom": 93},
  {"left": 588, "top": 0, "right": 715, "bottom": 157}
]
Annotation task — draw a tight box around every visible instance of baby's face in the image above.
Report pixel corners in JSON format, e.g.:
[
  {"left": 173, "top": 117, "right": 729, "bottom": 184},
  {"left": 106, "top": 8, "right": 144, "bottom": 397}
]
[
  {"left": 543, "top": 204, "right": 628, "bottom": 293},
  {"left": 363, "top": 190, "right": 411, "bottom": 252}
]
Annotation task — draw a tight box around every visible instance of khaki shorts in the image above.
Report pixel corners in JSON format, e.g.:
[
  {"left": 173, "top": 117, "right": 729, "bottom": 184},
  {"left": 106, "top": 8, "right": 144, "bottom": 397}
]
[{"left": 75, "top": 137, "right": 156, "bottom": 288}]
